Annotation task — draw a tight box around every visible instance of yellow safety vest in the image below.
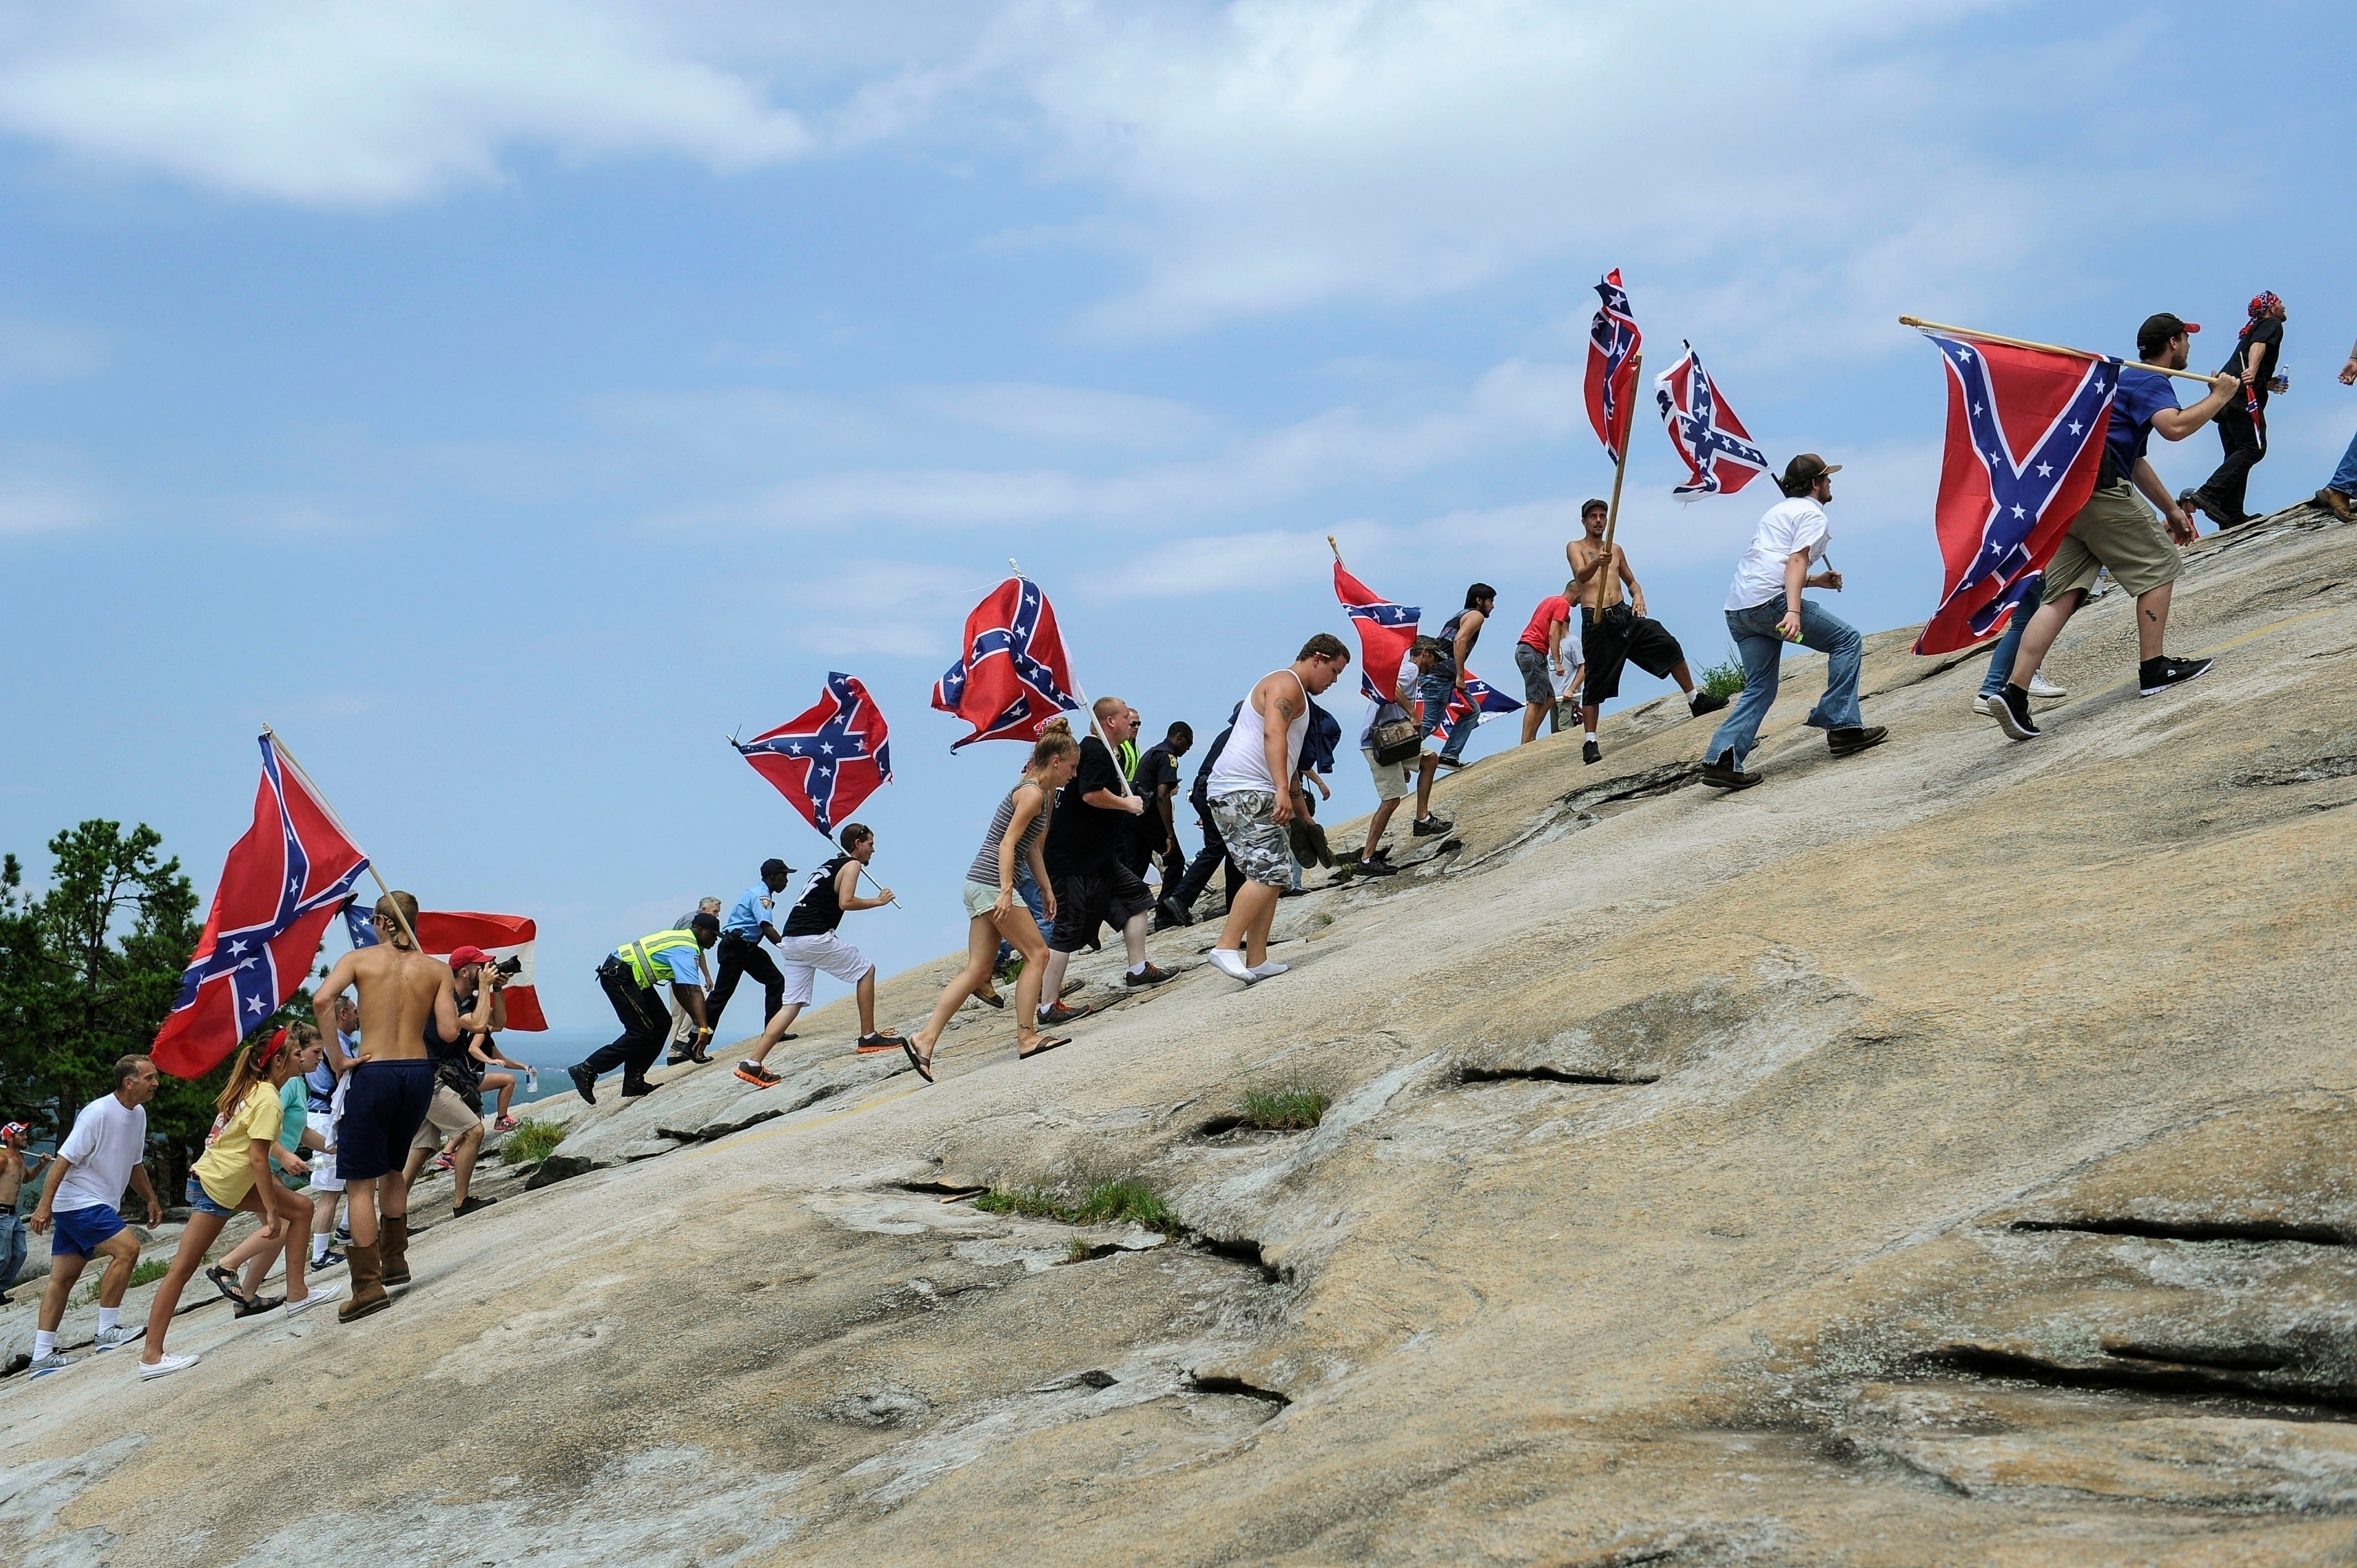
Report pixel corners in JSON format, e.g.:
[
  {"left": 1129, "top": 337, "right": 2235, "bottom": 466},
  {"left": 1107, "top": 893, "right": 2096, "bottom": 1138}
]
[
  {"left": 1119, "top": 739, "right": 1140, "bottom": 781},
  {"left": 615, "top": 927, "right": 701, "bottom": 990}
]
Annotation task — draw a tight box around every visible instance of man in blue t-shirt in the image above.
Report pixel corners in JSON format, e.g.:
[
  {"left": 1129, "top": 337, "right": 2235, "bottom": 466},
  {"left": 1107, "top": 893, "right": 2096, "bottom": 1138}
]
[{"left": 1989, "top": 312, "right": 2241, "bottom": 741}]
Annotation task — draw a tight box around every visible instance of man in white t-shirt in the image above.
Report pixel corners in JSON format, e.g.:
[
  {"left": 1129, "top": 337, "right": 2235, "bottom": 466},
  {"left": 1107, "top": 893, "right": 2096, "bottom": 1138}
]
[
  {"left": 25, "top": 1055, "right": 163, "bottom": 1375},
  {"left": 1699, "top": 455, "right": 1887, "bottom": 789}
]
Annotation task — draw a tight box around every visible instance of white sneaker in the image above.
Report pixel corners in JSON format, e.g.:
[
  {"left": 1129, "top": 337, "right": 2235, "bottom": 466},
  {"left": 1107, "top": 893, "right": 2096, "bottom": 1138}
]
[
  {"left": 1970, "top": 693, "right": 1997, "bottom": 716},
  {"left": 284, "top": 1283, "right": 343, "bottom": 1317},
  {"left": 138, "top": 1352, "right": 199, "bottom": 1380},
  {"left": 1247, "top": 961, "right": 1291, "bottom": 979},
  {"left": 91, "top": 1325, "right": 140, "bottom": 1353},
  {"left": 28, "top": 1351, "right": 79, "bottom": 1377},
  {"left": 2027, "top": 674, "right": 2067, "bottom": 699},
  {"left": 1207, "top": 948, "right": 1256, "bottom": 984}
]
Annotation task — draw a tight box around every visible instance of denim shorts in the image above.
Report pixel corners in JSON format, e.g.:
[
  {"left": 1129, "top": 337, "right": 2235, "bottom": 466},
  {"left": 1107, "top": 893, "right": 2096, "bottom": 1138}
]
[{"left": 184, "top": 1175, "right": 237, "bottom": 1218}]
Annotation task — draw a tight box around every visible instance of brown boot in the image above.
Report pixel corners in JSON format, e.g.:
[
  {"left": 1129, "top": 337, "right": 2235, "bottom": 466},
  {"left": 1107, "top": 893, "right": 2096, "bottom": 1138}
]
[
  {"left": 338, "top": 1241, "right": 391, "bottom": 1323},
  {"left": 379, "top": 1214, "right": 412, "bottom": 1287},
  {"left": 2318, "top": 488, "right": 2354, "bottom": 523}
]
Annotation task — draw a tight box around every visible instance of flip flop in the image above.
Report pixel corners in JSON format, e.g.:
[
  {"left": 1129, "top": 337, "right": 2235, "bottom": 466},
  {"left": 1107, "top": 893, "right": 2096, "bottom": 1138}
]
[
  {"left": 899, "top": 1037, "right": 934, "bottom": 1084},
  {"left": 1017, "top": 1036, "right": 1071, "bottom": 1060}
]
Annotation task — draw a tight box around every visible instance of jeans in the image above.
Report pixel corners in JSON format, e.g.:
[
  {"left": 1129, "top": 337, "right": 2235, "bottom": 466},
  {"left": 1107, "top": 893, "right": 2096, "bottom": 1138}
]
[
  {"left": 1171, "top": 801, "right": 1241, "bottom": 915},
  {"left": 995, "top": 866, "right": 1049, "bottom": 966},
  {"left": 705, "top": 932, "right": 784, "bottom": 1035},
  {"left": 2331, "top": 426, "right": 2357, "bottom": 497},
  {"left": 1705, "top": 594, "right": 1864, "bottom": 768},
  {"left": 0, "top": 1213, "right": 25, "bottom": 1296},
  {"left": 1418, "top": 672, "right": 1473, "bottom": 763},
  {"left": 1978, "top": 576, "right": 2046, "bottom": 697}
]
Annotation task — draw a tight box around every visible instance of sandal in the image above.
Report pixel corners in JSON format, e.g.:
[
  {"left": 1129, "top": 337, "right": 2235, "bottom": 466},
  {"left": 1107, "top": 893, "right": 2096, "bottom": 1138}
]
[
  {"left": 204, "top": 1264, "right": 245, "bottom": 1303},
  {"left": 974, "top": 989, "right": 1006, "bottom": 1009},
  {"left": 233, "top": 1294, "right": 285, "bottom": 1318},
  {"left": 1017, "top": 1036, "right": 1071, "bottom": 1060},
  {"left": 899, "top": 1037, "right": 934, "bottom": 1084}
]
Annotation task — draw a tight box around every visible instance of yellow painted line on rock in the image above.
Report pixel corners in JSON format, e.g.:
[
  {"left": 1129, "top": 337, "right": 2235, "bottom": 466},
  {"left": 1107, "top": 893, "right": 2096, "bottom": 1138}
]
[
  {"left": 2083, "top": 607, "right": 2339, "bottom": 702},
  {"left": 683, "top": 1079, "right": 930, "bottom": 1159}
]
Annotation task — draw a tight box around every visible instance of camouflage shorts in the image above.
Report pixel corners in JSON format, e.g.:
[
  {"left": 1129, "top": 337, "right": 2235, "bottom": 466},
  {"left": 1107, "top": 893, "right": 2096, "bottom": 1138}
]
[{"left": 1208, "top": 791, "right": 1292, "bottom": 888}]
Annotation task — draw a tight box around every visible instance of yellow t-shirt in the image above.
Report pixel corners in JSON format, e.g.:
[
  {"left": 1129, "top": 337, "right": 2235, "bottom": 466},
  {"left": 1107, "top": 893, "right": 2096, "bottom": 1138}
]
[{"left": 192, "top": 1083, "right": 281, "bottom": 1208}]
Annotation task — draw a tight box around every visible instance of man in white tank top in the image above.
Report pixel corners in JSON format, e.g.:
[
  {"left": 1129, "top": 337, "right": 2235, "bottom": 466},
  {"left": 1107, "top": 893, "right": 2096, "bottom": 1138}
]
[{"left": 1205, "top": 633, "right": 1353, "bottom": 984}]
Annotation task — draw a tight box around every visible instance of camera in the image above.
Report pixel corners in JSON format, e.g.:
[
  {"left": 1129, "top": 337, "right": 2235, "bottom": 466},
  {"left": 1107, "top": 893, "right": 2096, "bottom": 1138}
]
[{"left": 495, "top": 956, "right": 523, "bottom": 977}]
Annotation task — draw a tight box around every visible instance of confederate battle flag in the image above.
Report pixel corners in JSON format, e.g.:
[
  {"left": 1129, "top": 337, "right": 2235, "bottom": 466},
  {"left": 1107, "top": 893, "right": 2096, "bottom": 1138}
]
[
  {"left": 1584, "top": 268, "right": 1644, "bottom": 463},
  {"left": 153, "top": 734, "right": 371, "bottom": 1077},
  {"left": 1915, "top": 332, "right": 2121, "bottom": 656},
  {"left": 931, "top": 576, "right": 1080, "bottom": 749},
  {"left": 1333, "top": 563, "right": 1420, "bottom": 704},
  {"left": 737, "top": 672, "right": 895, "bottom": 836}
]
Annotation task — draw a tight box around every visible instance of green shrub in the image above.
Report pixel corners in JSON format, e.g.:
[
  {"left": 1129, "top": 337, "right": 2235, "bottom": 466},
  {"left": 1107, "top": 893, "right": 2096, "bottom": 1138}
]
[
  {"left": 75, "top": 1257, "right": 167, "bottom": 1306},
  {"left": 974, "top": 1186, "right": 1065, "bottom": 1220},
  {"left": 976, "top": 1179, "right": 1177, "bottom": 1233},
  {"left": 501, "top": 1118, "right": 567, "bottom": 1166},
  {"left": 1238, "top": 1087, "right": 1328, "bottom": 1131},
  {"left": 1700, "top": 649, "right": 1747, "bottom": 699}
]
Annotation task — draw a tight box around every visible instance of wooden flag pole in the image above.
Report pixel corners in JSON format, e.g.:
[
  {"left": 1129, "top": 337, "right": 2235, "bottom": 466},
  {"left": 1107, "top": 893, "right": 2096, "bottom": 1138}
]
[
  {"left": 260, "top": 723, "right": 422, "bottom": 953},
  {"left": 1898, "top": 316, "right": 2217, "bottom": 386},
  {"left": 1326, "top": 534, "right": 1342, "bottom": 565},
  {"left": 1590, "top": 351, "right": 1640, "bottom": 612}
]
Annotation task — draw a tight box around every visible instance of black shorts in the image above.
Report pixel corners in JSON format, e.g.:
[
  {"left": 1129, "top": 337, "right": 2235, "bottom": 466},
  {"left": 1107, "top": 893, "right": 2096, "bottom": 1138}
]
[
  {"left": 1047, "top": 863, "right": 1157, "bottom": 954},
  {"left": 339, "top": 1059, "right": 436, "bottom": 1183},
  {"left": 1580, "top": 607, "right": 1685, "bottom": 704}
]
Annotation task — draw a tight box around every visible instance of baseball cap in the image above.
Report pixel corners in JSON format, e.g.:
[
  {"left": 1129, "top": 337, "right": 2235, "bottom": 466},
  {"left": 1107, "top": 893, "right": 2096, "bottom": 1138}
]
[
  {"left": 2137, "top": 312, "right": 2199, "bottom": 358},
  {"left": 760, "top": 857, "right": 791, "bottom": 878},
  {"left": 1777, "top": 453, "right": 1843, "bottom": 495},
  {"left": 1, "top": 1121, "right": 28, "bottom": 1142},
  {"left": 447, "top": 944, "right": 493, "bottom": 970}
]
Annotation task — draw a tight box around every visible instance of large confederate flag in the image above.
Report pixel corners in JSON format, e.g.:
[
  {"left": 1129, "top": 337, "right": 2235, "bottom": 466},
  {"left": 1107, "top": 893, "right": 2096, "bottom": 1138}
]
[
  {"left": 1333, "top": 563, "right": 1419, "bottom": 704},
  {"left": 931, "top": 576, "right": 1080, "bottom": 749},
  {"left": 153, "top": 734, "right": 370, "bottom": 1077},
  {"left": 1915, "top": 332, "right": 2121, "bottom": 656}
]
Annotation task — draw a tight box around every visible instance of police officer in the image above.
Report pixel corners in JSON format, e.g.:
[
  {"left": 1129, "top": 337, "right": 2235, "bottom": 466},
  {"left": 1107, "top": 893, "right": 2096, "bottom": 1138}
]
[
  {"left": 703, "top": 858, "right": 794, "bottom": 1046},
  {"left": 568, "top": 913, "right": 718, "bottom": 1105}
]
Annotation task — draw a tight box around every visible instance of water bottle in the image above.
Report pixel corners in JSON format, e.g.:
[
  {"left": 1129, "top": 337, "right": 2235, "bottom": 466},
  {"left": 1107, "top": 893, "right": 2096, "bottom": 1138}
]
[{"left": 524, "top": 1067, "right": 539, "bottom": 1095}]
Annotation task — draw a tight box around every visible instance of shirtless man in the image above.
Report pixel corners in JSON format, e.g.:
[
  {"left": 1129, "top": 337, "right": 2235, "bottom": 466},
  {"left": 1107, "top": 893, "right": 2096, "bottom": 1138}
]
[
  {"left": 310, "top": 889, "right": 480, "bottom": 1322},
  {"left": 1, "top": 1120, "right": 49, "bottom": 1304},
  {"left": 1566, "top": 498, "right": 1726, "bottom": 764}
]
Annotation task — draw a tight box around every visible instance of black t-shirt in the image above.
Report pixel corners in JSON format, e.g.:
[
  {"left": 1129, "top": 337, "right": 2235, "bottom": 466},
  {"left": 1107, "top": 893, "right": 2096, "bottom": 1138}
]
[
  {"left": 1131, "top": 741, "right": 1184, "bottom": 844},
  {"left": 431, "top": 988, "right": 487, "bottom": 1095},
  {"left": 1044, "top": 736, "right": 1129, "bottom": 876},
  {"left": 783, "top": 856, "right": 851, "bottom": 936},
  {"left": 2222, "top": 319, "right": 2283, "bottom": 410}
]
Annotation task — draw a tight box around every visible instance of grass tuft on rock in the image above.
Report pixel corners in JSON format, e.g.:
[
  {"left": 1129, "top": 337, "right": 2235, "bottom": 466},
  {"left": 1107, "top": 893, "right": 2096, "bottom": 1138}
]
[
  {"left": 501, "top": 1118, "right": 567, "bottom": 1167},
  {"left": 76, "top": 1257, "right": 167, "bottom": 1306},
  {"left": 1699, "top": 649, "right": 1747, "bottom": 699},
  {"left": 1238, "top": 1087, "right": 1329, "bottom": 1131},
  {"left": 976, "top": 1179, "right": 1178, "bottom": 1233}
]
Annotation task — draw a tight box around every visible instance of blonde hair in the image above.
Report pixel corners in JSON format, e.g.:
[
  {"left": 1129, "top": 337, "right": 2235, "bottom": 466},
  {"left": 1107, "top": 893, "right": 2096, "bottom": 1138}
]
[
  {"left": 1030, "top": 718, "right": 1080, "bottom": 773},
  {"left": 214, "top": 1033, "right": 280, "bottom": 1117},
  {"left": 1090, "top": 695, "right": 1124, "bottom": 722}
]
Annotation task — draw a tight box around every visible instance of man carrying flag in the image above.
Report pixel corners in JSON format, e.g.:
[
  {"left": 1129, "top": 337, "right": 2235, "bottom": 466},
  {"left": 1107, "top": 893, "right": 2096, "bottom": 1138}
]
[
  {"left": 1989, "top": 313, "right": 2240, "bottom": 740},
  {"left": 1333, "top": 556, "right": 1448, "bottom": 866}
]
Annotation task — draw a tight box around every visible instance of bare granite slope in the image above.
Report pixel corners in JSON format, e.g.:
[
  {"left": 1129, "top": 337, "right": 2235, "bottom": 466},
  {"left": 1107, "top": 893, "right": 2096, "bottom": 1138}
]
[{"left": 7, "top": 501, "right": 2357, "bottom": 1565}]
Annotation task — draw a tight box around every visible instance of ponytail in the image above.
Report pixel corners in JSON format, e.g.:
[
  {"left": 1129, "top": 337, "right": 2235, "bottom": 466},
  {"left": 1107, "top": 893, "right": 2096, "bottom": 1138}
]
[{"left": 1029, "top": 718, "right": 1080, "bottom": 774}]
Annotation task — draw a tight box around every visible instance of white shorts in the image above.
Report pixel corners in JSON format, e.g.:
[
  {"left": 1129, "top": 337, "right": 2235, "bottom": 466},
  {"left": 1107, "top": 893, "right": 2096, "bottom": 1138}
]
[
  {"left": 1362, "top": 747, "right": 1414, "bottom": 802},
  {"left": 306, "top": 1108, "right": 344, "bottom": 1193},
  {"left": 775, "top": 932, "right": 871, "bottom": 1005}
]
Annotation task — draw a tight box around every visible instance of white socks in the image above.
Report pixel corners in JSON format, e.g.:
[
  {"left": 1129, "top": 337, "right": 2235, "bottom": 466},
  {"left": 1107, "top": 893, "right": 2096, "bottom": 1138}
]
[
  {"left": 96, "top": 1307, "right": 119, "bottom": 1333},
  {"left": 1128, "top": 961, "right": 1149, "bottom": 977},
  {"left": 312, "top": 1236, "right": 331, "bottom": 1263},
  {"left": 34, "top": 1330, "right": 55, "bottom": 1358},
  {"left": 1585, "top": 730, "right": 1599, "bottom": 742}
]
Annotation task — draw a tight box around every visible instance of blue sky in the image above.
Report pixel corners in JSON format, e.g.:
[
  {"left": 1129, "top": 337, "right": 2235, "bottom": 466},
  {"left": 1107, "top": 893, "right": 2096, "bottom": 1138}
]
[{"left": 4, "top": 1, "right": 2351, "bottom": 1046}]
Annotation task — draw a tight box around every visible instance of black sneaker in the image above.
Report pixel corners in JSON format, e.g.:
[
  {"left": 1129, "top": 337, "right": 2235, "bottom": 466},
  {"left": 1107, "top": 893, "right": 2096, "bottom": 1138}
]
[
  {"left": 1582, "top": 739, "right": 1601, "bottom": 765},
  {"left": 1991, "top": 683, "right": 2040, "bottom": 740},
  {"left": 1827, "top": 725, "right": 1888, "bottom": 757},
  {"left": 1689, "top": 690, "right": 1730, "bottom": 717},
  {"left": 310, "top": 1250, "right": 345, "bottom": 1271},
  {"left": 1434, "top": 755, "right": 1467, "bottom": 771},
  {"left": 733, "top": 1061, "right": 781, "bottom": 1089},
  {"left": 1124, "top": 963, "right": 1174, "bottom": 988},
  {"left": 2138, "top": 656, "right": 2212, "bottom": 696},
  {"left": 1699, "top": 753, "right": 1759, "bottom": 791},
  {"left": 1354, "top": 859, "right": 1399, "bottom": 877},
  {"left": 1411, "top": 814, "right": 1452, "bottom": 837},
  {"left": 568, "top": 1064, "right": 597, "bottom": 1105},
  {"left": 1038, "top": 1002, "right": 1094, "bottom": 1028},
  {"left": 619, "top": 1080, "right": 656, "bottom": 1098},
  {"left": 451, "top": 1196, "right": 496, "bottom": 1219}
]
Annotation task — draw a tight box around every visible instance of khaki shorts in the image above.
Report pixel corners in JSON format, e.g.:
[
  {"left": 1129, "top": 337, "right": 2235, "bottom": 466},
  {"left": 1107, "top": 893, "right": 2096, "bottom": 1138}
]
[
  {"left": 1362, "top": 747, "right": 1414, "bottom": 802},
  {"left": 2046, "top": 481, "right": 2181, "bottom": 600},
  {"left": 409, "top": 1083, "right": 481, "bottom": 1151},
  {"left": 961, "top": 879, "right": 1003, "bottom": 919}
]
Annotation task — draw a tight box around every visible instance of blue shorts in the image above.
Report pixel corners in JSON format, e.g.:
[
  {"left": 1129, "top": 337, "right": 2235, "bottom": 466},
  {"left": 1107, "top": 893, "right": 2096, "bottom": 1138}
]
[
  {"left": 340, "top": 1059, "right": 438, "bottom": 1182},
  {"left": 50, "top": 1203, "right": 127, "bottom": 1257},
  {"left": 183, "top": 1177, "right": 237, "bottom": 1218}
]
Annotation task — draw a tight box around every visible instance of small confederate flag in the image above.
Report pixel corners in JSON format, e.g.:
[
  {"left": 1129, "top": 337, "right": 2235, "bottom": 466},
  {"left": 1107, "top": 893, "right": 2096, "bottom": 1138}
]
[
  {"left": 1655, "top": 341, "right": 1769, "bottom": 499},
  {"left": 153, "top": 734, "right": 370, "bottom": 1077},
  {"left": 932, "top": 576, "right": 1080, "bottom": 749},
  {"left": 737, "top": 673, "right": 894, "bottom": 835},
  {"left": 1914, "top": 332, "right": 2121, "bottom": 656},
  {"left": 1333, "top": 563, "right": 1420, "bottom": 704},
  {"left": 1432, "top": 675, "right": 1522, "bottom": 746},
  {"left": 1584, "top": 268, "right": 1644, "bottom": 462},
  {"left": 341, "top": 901, "right": 547, "bottom": 1031}
]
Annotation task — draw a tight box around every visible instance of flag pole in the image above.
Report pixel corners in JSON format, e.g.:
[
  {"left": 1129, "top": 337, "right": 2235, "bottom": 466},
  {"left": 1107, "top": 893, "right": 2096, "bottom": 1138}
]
[
  {"left": 1898, "top": 316, "right": 2217, "bottom": 386},
  {"left": 259, "top": 723, "right": 422, "bottom": 953},
  {"left": 1590, "top": 351, "right": 1640, "bottom": 612},
  {"left": 1027, "top": 565, "right": 1132, "bottom": 799}
]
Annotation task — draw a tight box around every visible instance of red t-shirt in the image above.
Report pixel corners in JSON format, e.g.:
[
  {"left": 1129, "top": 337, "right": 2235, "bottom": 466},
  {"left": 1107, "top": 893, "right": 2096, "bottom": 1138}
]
[{"left": 1518, "top": 595, "right": 1571, "bottom": 652}]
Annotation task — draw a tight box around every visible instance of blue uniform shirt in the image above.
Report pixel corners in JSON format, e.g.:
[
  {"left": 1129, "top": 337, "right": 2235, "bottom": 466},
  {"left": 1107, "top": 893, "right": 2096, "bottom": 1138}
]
[
  {"left": 657, "top": 941, "right": 704, "bottom": 988},
  {"left": 724, "top": 883, "right": 781, "bottom": 941},
  {"left": 2104, "top": 365, "right": 2181, "bottom": 483}
]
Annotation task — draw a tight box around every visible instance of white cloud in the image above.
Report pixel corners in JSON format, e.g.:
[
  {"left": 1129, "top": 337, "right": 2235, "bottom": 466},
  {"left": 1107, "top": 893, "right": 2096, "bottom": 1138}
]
[
  {"left": 0, "top": 1, "right": 814, "bottom": 204},
  {"left": 0, "top": 481, "right": 100, "bottom": 534},
  {"left": 907, "top": 382, "right": 1214, "bottom": 451}
]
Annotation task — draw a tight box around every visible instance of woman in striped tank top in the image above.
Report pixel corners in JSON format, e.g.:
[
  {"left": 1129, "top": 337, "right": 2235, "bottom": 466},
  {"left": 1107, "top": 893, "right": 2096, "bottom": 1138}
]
[{"left": 902, "top": 720, "right": 1082, "bottom": 1081}]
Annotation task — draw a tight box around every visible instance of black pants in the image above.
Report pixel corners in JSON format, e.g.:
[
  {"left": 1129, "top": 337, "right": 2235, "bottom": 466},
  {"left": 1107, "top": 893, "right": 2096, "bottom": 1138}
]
[
  {"left": 1171, "top": 802, "right": 1242, "bottom": 916},
  {"left": 706, "top": 932, "right": 783, "bottom": 1035},
  {"left": 579, "top": 963, "right": 670, "bottom": 1088},
  {"left": 2196, "top": 403, "right": 2266, "bottom": 525}
]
